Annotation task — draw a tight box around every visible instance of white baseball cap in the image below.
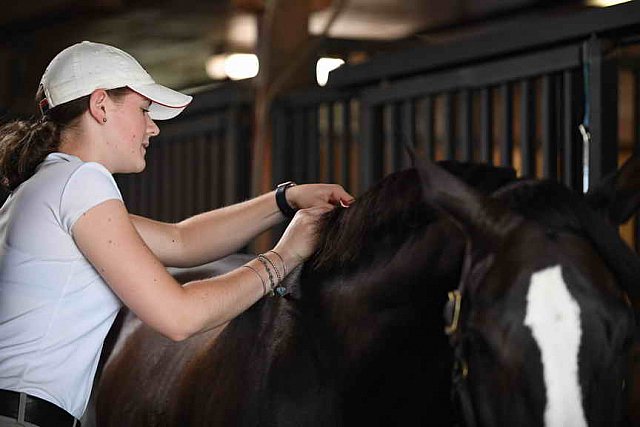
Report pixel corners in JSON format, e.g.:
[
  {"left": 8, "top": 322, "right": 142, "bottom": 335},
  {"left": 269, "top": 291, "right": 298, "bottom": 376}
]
[{"left": 39, "top": 41, "right": 192, "bottom": 120}]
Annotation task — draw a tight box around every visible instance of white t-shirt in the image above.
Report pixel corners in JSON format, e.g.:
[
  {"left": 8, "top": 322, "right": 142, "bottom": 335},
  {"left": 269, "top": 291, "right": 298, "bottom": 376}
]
[{"left": 0, "top": 152, "right": 123, "bottom": 419}]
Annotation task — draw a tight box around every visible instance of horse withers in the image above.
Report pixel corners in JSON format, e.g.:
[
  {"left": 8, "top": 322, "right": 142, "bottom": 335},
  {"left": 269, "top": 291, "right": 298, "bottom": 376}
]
[{"left": 419, "top": 157, "right": 640, "bottom": 427}]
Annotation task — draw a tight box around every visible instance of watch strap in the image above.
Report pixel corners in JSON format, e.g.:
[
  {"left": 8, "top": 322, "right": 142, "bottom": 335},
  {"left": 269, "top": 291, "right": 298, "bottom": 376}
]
[{"left": 276, "top": 181, "right": 297, "bottom": 219}]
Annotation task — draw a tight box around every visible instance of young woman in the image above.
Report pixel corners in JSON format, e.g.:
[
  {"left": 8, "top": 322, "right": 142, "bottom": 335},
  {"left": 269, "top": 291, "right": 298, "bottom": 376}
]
[{"left": 0, "top": 41, "right": 353, "bottom": 427}]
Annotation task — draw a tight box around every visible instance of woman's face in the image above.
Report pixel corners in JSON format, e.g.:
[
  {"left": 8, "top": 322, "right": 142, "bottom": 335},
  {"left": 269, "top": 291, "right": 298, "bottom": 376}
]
[{"left": 105, "top": 91, "right": 159, "bottom": 173}]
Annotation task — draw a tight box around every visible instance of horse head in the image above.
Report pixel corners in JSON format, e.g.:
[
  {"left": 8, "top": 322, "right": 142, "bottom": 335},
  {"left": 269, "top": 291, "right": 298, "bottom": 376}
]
[{"left": 419, "top": 158, "right": 640, "bottom": 427}]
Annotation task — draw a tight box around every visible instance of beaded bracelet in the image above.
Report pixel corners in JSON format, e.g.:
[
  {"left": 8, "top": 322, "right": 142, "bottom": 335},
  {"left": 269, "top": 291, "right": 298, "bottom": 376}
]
[
  {"left": 256, "top": 255, "right": 276, "bottom": 296},
  {"left": 267, "top": 250, "right": 287, "bottom": 276},
  {"left": 242, "top": 265, "right": 267, "bottom": 296},
  {"left": 258, "top": 254, "right": 281, "bottom": 282}
]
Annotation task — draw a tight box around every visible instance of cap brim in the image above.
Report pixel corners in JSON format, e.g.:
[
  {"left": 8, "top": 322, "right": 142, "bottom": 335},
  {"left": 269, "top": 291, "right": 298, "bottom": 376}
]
[{"left": 128, "top": 83, "right": 192, "bottom": 120}]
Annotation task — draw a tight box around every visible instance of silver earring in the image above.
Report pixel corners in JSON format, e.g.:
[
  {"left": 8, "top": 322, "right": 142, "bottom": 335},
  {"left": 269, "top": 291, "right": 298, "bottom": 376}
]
[{"left": 102, "top": 117, "right": 107, "bottom": 123}]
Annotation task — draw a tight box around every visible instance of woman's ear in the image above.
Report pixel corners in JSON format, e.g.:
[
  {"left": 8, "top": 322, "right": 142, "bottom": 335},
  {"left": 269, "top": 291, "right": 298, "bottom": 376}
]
[{"left": 88, "top": 89, "right": 109, "bottom": 124}]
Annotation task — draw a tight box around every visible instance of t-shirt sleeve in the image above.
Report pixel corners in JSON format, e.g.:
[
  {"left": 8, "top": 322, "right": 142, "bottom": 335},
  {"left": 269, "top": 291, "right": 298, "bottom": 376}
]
[{"left": 59, "top": 162, "right": 123, "bottom": 234}]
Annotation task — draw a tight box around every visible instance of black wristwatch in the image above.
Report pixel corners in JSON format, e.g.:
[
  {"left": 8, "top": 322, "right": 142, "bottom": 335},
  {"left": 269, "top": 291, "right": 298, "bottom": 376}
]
[{"left": 275, "top": 181, "right": 297, "bottom": 219}]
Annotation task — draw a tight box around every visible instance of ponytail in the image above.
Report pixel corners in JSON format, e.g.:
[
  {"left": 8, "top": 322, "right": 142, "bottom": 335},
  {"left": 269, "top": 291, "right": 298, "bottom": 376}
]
[
  {"left": 0, "top": 118, "right": 61, "bottom": 191},
  {"left": 0, "top": 86, "right": 129, "bottom": 191}
]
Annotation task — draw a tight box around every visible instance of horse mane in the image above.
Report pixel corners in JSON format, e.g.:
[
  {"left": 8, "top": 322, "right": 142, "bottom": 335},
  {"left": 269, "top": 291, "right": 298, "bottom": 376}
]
[
  {"left": 311, "top": 162, "right": 517, "bottom": 272},
  {"left": 311, "top": 168, "right": 431, "bottom": 272}
]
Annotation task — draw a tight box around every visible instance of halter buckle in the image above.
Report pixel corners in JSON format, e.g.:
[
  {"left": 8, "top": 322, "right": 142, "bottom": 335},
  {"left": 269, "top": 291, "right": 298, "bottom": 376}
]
[{"left": 444, "top": 290, "right": 462, "bottom": 336}]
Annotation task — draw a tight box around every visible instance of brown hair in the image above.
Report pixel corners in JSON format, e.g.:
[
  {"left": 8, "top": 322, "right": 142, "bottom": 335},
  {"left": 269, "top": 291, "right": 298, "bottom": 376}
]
[{"left": 0, "top": 87, "right": 130, "bottom": 191}]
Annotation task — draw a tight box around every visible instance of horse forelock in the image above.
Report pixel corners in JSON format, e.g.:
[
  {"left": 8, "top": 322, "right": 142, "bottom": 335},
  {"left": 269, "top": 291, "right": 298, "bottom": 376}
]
[
  {"left": 492, "top": 180, "right": 585, "bottom": 235},
  {"left": 493, "top": 178, "right": 640, "bottom": 302}
]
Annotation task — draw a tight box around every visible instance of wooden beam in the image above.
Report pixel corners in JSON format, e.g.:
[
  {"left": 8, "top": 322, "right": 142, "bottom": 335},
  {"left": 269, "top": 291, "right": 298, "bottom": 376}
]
[
  {"left": 233, "top": 0, "right": 332, "bottom": 13},
  {"left": 252, "top": 0, "right": 315, "bottom": 251}
]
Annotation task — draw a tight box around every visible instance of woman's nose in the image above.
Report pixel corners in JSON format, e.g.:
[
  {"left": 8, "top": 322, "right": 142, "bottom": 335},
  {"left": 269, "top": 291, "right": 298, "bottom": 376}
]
[{"left": 147, "top": 116, "right": 160, "bottom": 137}]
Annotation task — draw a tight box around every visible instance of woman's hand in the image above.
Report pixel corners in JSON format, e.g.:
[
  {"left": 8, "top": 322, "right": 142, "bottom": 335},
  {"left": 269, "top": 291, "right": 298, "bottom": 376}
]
[
  {"left": 285, "top": 183, "right": 355, "bottom": 210},
  {"left": 273, "top": 205, "right": 334, "bottom": 270}
]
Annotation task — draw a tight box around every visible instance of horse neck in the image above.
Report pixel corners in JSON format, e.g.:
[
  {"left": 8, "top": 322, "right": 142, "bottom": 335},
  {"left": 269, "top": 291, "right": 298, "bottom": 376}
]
[{"left": 300, "top": 217, "right": 463, "bottom": 370}]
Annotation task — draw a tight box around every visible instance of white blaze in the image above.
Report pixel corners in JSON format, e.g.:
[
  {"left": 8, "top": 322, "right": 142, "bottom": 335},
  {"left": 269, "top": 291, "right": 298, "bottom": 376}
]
[{"left": 523, "top": 265, "right": 587, "bottom": 427}]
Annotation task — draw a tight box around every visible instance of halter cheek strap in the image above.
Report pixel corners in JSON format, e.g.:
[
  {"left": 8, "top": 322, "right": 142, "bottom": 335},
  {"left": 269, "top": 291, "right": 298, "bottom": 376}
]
[
  {"left": 444, "top": 246, "right": 494, "bottom": 427},
  {"left": 444, "top": 243, "right": 477, "bottom": 427}
]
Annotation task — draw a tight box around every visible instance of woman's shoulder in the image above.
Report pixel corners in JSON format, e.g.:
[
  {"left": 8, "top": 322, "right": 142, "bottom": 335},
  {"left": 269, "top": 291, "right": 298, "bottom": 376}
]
[{"left": 37, "top": 153, "right": 112, "bottom": 186}]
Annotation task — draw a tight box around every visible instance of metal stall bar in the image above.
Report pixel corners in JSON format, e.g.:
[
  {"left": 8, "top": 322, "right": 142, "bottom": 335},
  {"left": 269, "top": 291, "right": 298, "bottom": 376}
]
[
  {"left": 635, "top": 70, "right": 640, "bottom": 253},
  {"left": 185, "top": 135, "right": 197, "bottom": 217},
  {"left": 340, "top": 100, "right": 351, "bottom": 187},
  {"left": 401, "top": 99, "right": 415, "bottom": 169},
  {"left": 501, "top": 83, "right": 513, "bottom": 167},
  {"left": 385, "top": 102, "right": 405, "bottom": 173},
  {"left": 147, "top": 140, "right": 160, "bottom": 219},
  {"left": 460, "top": 89, "right": 473, "bottom": 161},
  {"left": 541, "top": 74, "right": 558, "bottom": 179},
  {"left": 272, "top": 104, "right": 290, "bottom": 186},
  {"left": 160, "top": 138, "right": 173, "bottom": 222},
  {"left": 292, "top": 109, "right": 306, "bottom": 183},
  {"left": 326, "top": 102, "right": 335, "bottom": 182},
  {"left": 360, "top": 101, "right": 384, "bottom": 191},
  {"left": 585, "top": 36, "right": 618, "bottom": 188},
  {"left": 194, "top": 134, "right": 208, "bottom": 214},
  {"left": 306, "top": 106, "right": 320, "bottom": 183},
  {"left": 424, "top": 96, "right": 435, "bottom": 160},
  {"left": 563, "top": 70, "right": 581, "bottom": 190},
  {"left": 224, "top": 106, "right": 240, "bottom": 206},
  {"left": 636, "top": 69, "right": 640, "bottom": 157},
  {"left": 209, "top": 116, "right": 223, "bottom": 212},
  {"left": 480, "top": 87, "right": 493, "bottom": 164},
  {"left": 520, "top": 79, "right": 536, "bottom": 177},
  {"left": 443, "top": 92, "right": 455, "bottom": 160}
]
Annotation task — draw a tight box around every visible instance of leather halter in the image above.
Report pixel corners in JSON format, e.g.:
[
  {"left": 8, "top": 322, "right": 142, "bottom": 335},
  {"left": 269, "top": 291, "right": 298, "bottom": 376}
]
[{"left": 443, "top": 244, "right": 478, "bottom": 427}]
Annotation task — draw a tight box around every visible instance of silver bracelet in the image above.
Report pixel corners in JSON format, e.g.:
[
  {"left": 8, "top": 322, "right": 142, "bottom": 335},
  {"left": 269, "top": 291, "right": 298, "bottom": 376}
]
[
  {"left": 256, "top": 255, "right": 276, "bottom": 296},
  {"left": 267, "top": 249, "right": 287, "bottom": 276},
  {"left": 259, "top": 254, "right": 282, "bottom": 282},
  {"left": 241, "top": 265, "right": 267, "bottom": 296}
]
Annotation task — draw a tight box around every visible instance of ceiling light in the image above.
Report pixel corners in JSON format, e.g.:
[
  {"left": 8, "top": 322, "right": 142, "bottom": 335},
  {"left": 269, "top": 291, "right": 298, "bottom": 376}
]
[
  {"left": 224, "top": 53, "right": 259, "bottom": 80},
  {"left": 205, "top": 53, "right": 259, "bottom": 81},
  {"left": 586, "top": 0, "right": 632, "bottom": 6},
  {"left": 205, "top": 54, "right": 227, "bottom": 80},
  {"left": 316, "top": 57, "right": 345, "bottom": 87}
]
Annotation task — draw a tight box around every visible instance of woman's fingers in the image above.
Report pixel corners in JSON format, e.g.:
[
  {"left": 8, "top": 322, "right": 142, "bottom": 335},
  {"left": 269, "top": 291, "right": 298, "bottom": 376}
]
[
  {"left": 274, "top": 205, "right": 335, "bottom": 265},
  {"left": 287, "top": 183, "right": 355, "bottom": 210},
  {"left": 331, "top": 186, "right": 355, "bottom": 206}
]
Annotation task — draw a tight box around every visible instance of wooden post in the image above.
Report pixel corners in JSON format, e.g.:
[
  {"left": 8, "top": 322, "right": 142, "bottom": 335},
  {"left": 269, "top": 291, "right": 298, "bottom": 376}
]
[{"left": 242, "top": 0, "right": 316, "bottom": 252}]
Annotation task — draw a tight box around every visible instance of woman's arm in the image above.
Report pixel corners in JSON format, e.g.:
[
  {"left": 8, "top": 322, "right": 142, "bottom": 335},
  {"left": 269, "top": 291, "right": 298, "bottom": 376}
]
[
  {"left": 73, "top": 199, "right": 329, "bottom": 341},
  {"left": 129, "top": 191, "right": 282, "bottom": 268},
  {"left": 130, "top": 184, "right": 353, "bottom": 268}
]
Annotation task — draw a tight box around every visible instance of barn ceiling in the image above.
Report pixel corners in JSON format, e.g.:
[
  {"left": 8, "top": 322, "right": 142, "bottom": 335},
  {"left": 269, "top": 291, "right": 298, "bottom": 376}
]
[{"left": 1, "top": 0, "right": 591, "bottom": 91}]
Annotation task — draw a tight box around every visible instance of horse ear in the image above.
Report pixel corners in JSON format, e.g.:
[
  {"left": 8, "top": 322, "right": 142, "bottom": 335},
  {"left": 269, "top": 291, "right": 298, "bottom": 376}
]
[
  {"left": 417, "top": 159, "right": 518, "bottom": 243},
  {"left": 586, "top": 155, "right": 640, "bottom": 225}
]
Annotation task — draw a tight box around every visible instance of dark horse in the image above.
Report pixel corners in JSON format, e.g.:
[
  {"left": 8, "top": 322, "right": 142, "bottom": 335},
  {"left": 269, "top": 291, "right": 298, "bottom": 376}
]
[{"left": 96, "top": 158, "right": 640, "bottom": 426}]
